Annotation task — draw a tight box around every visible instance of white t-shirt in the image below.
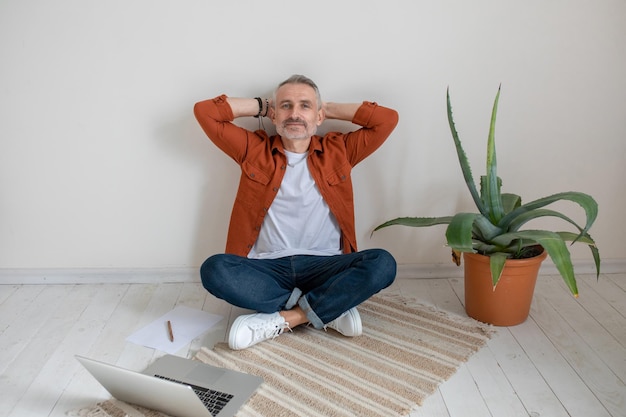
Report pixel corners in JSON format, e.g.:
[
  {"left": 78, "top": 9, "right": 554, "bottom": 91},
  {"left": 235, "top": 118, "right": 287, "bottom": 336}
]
[{"left": 247, "top": 150, "right": 342, "bottom": 259}]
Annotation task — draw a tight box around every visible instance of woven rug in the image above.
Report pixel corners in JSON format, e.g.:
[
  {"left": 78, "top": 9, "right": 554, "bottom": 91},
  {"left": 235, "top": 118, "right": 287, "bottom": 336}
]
[{"left": 70, "top": 294, "right": 494, "bottom": 417}]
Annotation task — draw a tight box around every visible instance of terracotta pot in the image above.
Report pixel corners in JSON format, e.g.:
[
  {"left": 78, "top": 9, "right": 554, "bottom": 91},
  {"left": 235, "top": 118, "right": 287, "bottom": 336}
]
[{"left": 463, "top": 250, "right": 548, "bottom": 326}]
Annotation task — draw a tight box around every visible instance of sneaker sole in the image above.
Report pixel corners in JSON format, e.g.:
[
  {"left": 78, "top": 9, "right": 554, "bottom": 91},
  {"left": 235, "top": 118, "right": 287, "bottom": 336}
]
[
  {"left": 347, "top": 308, "right": 363, "bottom": 337},
  {"left": 228, "top": 315, "right": 250, "bottom": 350}
]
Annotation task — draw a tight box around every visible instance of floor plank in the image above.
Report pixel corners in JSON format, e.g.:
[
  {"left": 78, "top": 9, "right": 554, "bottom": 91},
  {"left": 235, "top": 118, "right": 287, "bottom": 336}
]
[
  {"left": 0, "top": 285, "right": 49, "bottom": 372},
  {"left": 1, "top": 285, "right": 99, "bottom": 416},
  {"left": 52, "top": 283, "right": 159, "bottom": 415},
  {"left": 531, "top": 279, "right": 625, "bottom": 416},
  {"left": 489, "top": 327, "right": 572, "bottom": 417},
  {"left": 605, "top": 273, "right": 626, "bottom": 292},
  {"left": 509, "top": 314, "right": 611, "bottom": 417},
  {"left": 438, "top": 363, "right": 491, "bottom": 417},
  {"left": 11, "top": 284, "right": 128, "bottom": 417},
  {"left": 464, "top": 342, "right": 530, "bottom": 417},
  {"left": 0, "top": 284, "right": 19, "bottom": 306},
  {"left": 409, "top": 390, "right": 450, "bottom": 417},
  {"left": 578, "top": 274, "right": 626, "bottom": 350}
]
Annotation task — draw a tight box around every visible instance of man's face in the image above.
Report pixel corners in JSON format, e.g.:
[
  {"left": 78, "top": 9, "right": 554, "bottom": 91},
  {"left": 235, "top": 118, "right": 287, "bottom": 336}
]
[{"left": 272, "top": 83, "right": 324, "bottom": 141}]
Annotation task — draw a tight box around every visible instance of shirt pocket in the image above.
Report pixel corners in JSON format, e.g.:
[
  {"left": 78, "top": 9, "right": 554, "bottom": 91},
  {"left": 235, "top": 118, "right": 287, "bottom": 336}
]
[
  {"left": 242, "top": 160, "right": 271, "bottom": 184},
  {"left": 326, "top": 163, "right": 351, "bottom": 186},
  {"left": 238, "top": 161, "right": 271, "bottom": 207}
]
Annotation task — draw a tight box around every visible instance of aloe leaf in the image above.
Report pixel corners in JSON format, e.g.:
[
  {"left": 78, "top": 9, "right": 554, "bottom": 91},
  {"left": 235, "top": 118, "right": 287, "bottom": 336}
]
[
  {"left": 500, "top": 192, "right": 598, "bottom": 238},
  {"left": 372, "top": 216, "right": 453, "bottom": 235},
  {"left": 484, "top": 86, "right": 505, "bottom": 223},
  {"left": 473, "top": 214, "right": 503, "bottom": 241},
  {"left": 447, "top": 88, "right": 486, "bottom": 215},
  {"left": 589, "top": 244, "right": 601, "bottom": 278},
  {"left": 507, "top": 208, "right": 587, "bottom": 233},
  {"left": 555, "top": 231, "right": 595, "bottom": 245},
  {"left": 557, "top": 231, "right": 601, "bottom": 278},
  {"left": 489, "top": 252, "right": 508, "bottom": 287},
  {"left": 472, "top": 241, "right": 499, "bottom": 253},
  {"left": 479, "top": 175, "right": 503, "bottom": 220},
  {"left": 445, "top": 213, "right": 479, "bottom": 252},
  {"left": 501, "top": 193, "right": 522, "bottom": 215},
  {"left": 491, "top": 230, "right": 578, "bottom": 296}
]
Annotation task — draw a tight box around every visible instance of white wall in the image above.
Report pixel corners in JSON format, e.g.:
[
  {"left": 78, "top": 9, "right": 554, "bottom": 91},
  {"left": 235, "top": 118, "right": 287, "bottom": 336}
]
[{"left": 1, "top": 0, "right": 624, "bottom": 271}]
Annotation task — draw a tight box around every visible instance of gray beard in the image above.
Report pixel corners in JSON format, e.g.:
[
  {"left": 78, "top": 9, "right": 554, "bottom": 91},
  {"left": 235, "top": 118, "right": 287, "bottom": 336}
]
[{"left": 278, "top": 124, "right": 317, "bottom": 140}]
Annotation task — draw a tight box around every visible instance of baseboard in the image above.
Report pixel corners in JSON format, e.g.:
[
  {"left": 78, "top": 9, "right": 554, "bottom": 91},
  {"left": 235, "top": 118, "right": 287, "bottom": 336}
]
[
  {"left": 0, "top": 267, "right": 199, "bottom": 285},
  {"left": 0, "top": 259, "right": 624, "bottom": 285}
]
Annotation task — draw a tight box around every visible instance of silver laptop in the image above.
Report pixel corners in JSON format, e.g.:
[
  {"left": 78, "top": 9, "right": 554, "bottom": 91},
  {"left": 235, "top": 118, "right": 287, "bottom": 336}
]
[{"left": 76, "top": 354, "right": 262, "bottom": 417}]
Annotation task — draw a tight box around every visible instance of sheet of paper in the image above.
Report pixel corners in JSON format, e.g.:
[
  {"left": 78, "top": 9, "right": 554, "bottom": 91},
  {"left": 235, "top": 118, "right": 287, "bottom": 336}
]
[{"left": 126, "top": 305, "right": 223, "bottom": 354}]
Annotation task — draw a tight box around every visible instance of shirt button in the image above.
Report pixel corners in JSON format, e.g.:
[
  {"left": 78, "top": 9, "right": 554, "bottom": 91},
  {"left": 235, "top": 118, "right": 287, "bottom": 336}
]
[
  {"left": 250, "top": 173, "right": 255, "bottom": 178},
  {"left": 273, "top": 187, "right": 278, "bottom": 192}
]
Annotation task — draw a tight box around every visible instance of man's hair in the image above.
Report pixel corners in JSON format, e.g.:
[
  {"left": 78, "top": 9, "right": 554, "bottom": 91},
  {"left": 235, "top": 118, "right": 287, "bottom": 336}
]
[{"left": 273, "top": 74, "right": 322, "bottom": 110}]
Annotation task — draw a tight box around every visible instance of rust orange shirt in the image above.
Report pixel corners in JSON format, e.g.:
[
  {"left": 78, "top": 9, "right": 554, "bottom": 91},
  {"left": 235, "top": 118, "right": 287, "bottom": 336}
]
[{"left": 194, "top": 95, "right": 398, "bottom": 257}]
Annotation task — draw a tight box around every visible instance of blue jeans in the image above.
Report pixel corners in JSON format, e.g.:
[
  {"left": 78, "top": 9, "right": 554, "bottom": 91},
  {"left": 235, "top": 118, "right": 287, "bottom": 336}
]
[{"left": 200, "top": 249, "right": 396, "bottom": 329}]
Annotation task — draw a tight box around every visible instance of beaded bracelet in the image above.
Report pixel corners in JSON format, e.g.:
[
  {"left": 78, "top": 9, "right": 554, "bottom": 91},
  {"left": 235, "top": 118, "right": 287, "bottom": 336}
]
[
  {"left": 253, "top": 97, "right": 263, "bottom": 118},
  {"left": 262, "top": 98, "right": 269, "bottom": 117}
]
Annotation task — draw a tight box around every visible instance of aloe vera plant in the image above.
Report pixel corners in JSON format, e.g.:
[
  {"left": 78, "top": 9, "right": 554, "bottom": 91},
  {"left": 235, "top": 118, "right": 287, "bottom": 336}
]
[{"left": 374, "top": 87, "right": 600, "bottom": 296}]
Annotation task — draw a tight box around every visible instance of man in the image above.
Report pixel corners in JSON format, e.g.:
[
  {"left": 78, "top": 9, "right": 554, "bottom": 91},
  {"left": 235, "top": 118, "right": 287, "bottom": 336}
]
[{"left": 194, "top": 75, "right": 399, "bottom": 350}]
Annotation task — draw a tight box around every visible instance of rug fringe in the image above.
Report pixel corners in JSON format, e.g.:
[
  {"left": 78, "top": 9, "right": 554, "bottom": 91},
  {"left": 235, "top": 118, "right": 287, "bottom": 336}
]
[
  {"left": 375, "top": 293, "right": 496, "bottom": 337},
  {"left": 67, "top": 399, "right": 169, "bottom": 417}
]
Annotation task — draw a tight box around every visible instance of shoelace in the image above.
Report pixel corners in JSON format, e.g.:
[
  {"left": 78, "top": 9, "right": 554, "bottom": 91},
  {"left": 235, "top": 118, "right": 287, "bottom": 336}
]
[{"left": 250, "top": 319, "right": 292, "bottom": 342}]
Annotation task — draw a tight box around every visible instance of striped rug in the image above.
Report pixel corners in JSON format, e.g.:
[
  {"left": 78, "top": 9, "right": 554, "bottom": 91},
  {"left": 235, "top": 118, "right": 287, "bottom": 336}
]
[{"left": 73, "top": 294, "right": 494, "bottom": 417}]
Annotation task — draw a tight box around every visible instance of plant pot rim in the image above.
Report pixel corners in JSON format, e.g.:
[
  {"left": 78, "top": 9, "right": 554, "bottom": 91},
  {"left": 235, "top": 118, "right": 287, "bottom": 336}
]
[{"left": 463, "top": 248, "right": 547, "bottom": 267}]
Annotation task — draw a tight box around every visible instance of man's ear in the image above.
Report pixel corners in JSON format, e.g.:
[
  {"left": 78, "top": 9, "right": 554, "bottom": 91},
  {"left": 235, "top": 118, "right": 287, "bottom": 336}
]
[
  {"left": 317, "top": 108, "right": 325, "bottom": 126},
  {"left": 269, "top": 107, "right": 276, "bottom": 125}
]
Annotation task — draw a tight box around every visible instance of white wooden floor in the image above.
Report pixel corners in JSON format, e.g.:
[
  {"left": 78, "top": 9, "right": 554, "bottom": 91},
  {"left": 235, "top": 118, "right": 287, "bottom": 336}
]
[{"left": 1, "top": 273, "right": 625, "bottom": 417}]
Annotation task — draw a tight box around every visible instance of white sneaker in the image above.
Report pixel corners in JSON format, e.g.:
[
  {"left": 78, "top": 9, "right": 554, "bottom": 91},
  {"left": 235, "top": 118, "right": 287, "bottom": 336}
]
[
  {"left": 326, "top": 307, "right": 362, "bottom": 337},
  {"left": 228, "top": 312, "right": 291, "bottom": 350}
]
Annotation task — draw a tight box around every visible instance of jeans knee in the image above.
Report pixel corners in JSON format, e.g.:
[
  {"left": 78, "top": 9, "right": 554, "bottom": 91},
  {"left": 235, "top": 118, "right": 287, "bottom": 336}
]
[
  {"left": 200, "top": 254, "right": 228, "bottom": 294},
  {"left": 369, "top": 248, "right": 397, "bottom": 287}
]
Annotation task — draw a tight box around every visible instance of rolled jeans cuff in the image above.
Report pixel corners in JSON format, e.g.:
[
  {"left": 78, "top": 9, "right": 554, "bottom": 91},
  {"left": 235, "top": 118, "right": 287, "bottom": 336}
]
[
  {"left": 298, "top": 295, "right": 324, "bottom": 329},
  {"left": 284, "top": 287, "right": 302, "bottom": 310}
]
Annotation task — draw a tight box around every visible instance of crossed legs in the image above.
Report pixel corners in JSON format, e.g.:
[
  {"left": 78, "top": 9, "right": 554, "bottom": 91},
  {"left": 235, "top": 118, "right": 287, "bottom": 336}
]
[
  {"left": 200, "top": 249, "right": 396, "bottom": 349},
  {"left": 201, "top": 249, "right": 396, "bottom": 325}
]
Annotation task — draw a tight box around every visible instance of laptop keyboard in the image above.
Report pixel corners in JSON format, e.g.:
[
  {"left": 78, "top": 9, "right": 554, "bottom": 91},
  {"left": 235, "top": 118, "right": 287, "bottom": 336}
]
[{"left": 154, "top": 374, "right": 234, "bottom": 416}]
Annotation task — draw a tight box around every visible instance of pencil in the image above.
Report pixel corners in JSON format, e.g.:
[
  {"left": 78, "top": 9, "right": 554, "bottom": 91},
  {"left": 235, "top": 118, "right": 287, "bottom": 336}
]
[{"left": 167, "top": 320, "right": 174, "bottom": 342}]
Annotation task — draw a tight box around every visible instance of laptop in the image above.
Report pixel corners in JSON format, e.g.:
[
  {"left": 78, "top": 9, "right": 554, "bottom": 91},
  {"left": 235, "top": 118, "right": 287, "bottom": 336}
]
[{"left": 76, "top": 354, "right": 263, "bottom": 417}]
